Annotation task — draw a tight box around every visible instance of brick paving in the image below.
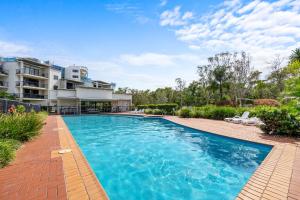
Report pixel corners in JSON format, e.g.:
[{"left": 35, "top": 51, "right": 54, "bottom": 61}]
[{"left": 0, "top": 115, "right": 66, "bottom": 200}]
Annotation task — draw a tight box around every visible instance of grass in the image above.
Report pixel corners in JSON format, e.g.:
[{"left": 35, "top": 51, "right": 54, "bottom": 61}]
[{"left": 0, "top": 139, "right": 21, "bottom": 168}]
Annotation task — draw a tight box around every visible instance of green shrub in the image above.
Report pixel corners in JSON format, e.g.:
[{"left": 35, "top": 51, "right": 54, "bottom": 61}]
[
  {"left": 178, "top": 107, "right": 191, "bottom": 118},
  {"left": 281, "top": 100, "right": 300, "bottom": 117},
  {"left": 137, "top": 103, "right": 178, "bottom": 114},
  {"left": 0, "top": 139, "right": 20, "bottom": 168},
  {"left": 209, "top": 106, "right": 237, "bottom": 120},
  {"left": 152, "top": 109, "right": 163, "bottom": 115},
  {"left": 144, "top": 109, "right": 153, "bottom": 114},
  {"left": 0, "top": 91, "right": 16, "bottom": 100},
  {"left": 255, "top": 108, "right": 300, "bottom": 136},
  {"left": 16, "top": 105, "right": 26, "bottom": 113},
  {"left": 190, "top": 107, "right": 203, "bottom": 118},
  {"left": 0, "top": 113, "right": 44, "bottom": 142},
  {"left": 177, "top": 105, "right": 257, "bottom": 119}
]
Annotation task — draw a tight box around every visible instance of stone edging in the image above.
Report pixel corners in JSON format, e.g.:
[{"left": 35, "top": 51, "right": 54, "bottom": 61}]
[{"left": 53, "top": 116, "right": 109, "bottom": 200}]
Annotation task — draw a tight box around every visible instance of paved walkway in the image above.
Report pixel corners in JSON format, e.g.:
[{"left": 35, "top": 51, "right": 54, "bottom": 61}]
[{"left": 0, "top": 116, "right": 66, "bottom": 200}]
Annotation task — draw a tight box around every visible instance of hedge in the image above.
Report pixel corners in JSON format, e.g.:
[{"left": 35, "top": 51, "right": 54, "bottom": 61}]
[
  {"left": 176, "top": 105, "right": 300, "bottom": 137},
  {"left": 177, "top": 105, "right": 244, "bottom": 120},
  {"left": 137, "top": 103, "right": 178, "bottom": 114}
]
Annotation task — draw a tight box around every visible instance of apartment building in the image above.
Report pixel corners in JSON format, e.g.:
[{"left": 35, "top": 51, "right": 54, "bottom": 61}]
[{"left": 0, "top": 57, "right": 132, "bottom": 113}]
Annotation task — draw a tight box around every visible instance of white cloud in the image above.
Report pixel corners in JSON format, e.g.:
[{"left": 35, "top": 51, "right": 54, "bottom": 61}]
[
  {"left": 160, "top": 0, "right": 168, "bottom": 7},
  {"left": 160, "top": 6, "right": 194, "bottom": 26},
  {"left": 120, "top": 52, "right": 204, "bottom": 67},
  {"left": 105, "top": 3, "right": 151, "bottom": 24},
  {"left": 120, "top": 53, "right": 174, "bottom": 66},
  {"left": 182, "top": 11, "right": 193, "bottom": 20},
  {"left": 0, "top": 40, "right": 31, "bottom": 56},
  {"left": 238, "top": 0, "right": 260, "bottom": 14},
  {"left": 160, "top": 0, "right": 300, "bottom": 71}
]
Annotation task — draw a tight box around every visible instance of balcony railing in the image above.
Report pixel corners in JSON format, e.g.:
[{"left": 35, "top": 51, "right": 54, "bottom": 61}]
[
  {"left": 16, "top": 81, "right": 48, "bottom": 89},
  {"left": 22, "top": 93, "right": 48, "bottom": 99},
  {"left": 0, "top": 81, "right": 8, "bottom": 87},
  {"left": 16, "top": 68, "right": 48, "bottom": 78}
]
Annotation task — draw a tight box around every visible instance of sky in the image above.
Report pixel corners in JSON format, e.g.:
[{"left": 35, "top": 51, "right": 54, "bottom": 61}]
[{"left": 0, "top": 0, "right": 299, "bottom": 89}]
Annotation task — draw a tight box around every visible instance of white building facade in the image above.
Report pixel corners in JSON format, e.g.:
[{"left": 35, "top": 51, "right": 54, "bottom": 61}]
[{"left": 0, "top": 57, "right": 132, "bottom": 114}]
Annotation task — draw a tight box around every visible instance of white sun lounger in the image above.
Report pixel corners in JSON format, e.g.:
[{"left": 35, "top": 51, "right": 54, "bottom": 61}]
[
  {"left": 241, "top": 117, "right": 264, "bottom": 126},
  {"left": 225, "top": 111, "right": 250, "bottom": 123}
]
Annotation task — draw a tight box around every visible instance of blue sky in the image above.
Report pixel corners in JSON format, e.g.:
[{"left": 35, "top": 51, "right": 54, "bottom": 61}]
[{"left": 0, "top": 0, "right": 299, "bottom": 89}]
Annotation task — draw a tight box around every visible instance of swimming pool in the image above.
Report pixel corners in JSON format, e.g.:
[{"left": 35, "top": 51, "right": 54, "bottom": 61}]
[{"left": 63, "top": 115, "right": 271, "bottom": 200}]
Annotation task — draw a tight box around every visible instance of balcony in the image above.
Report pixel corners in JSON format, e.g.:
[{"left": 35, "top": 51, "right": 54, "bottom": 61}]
[
  {"left": 16, "top": 68, "right": 48, "bottom": 79},
  {"left": 0, "top": 81, "right": 8, "bottom": 89},
  {"left": 16, "top": 81, "right": 48, "bottom": 90},
  {"left": 22, "top": 93, "right": 48, "bottom": 100}
]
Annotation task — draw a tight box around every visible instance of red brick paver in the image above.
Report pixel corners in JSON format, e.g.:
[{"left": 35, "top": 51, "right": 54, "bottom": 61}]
[{"left": 0, "top": 115, "right": 67, "bottom": 200}]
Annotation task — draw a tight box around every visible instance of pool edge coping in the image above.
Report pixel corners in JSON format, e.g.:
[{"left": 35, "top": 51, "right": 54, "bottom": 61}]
[{"left": 55, "top": 115, "right": 109, "bottom": 200}]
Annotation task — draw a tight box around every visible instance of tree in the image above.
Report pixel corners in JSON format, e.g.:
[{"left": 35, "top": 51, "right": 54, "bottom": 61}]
[
  {"left": 289, "top": 48, "right": 300, "bottom": 63},
  {"left": 200, "top": 52, "right": 233, "bottom": 102},
  {"left": 250, "top": 80, "right": 273, "bottom": 99},
  {"left": 175, "top": 78, "right": 186, "bottom": 107},
  {"left": 212, "top": 65, "right": 231, "bottom": 100},
  {"left": 267, "top": 55, "right": 287, "bottom": 97},
  {"left": 230, "top": 52, "right": 253, "bottom": 104},
  {"left": 284, "top": 60, "right": 300, "bottom": 97},
  {"left": 197, "top": 65, "right": 213, "bottom": 104}
]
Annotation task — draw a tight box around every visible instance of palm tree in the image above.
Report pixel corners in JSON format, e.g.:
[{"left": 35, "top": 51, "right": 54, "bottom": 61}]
[
  {"left": 212, "top": 65, "right": 231, "bottom": 100},
  {"left": 289, "top": 48, "right": 300, "bottom": 63}
]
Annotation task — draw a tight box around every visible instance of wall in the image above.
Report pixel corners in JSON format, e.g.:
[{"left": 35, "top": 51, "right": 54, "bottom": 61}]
[
  {"left": 112, "top": 93, "right": 132, "bottom": 101},
  {"left": 76, "top": 87, "right": 113, "bottom": 100},
  {"left": 48, "top": 68, "right": 62, "bottom": 92},
  {"left": 3, "top": 61, "right": 19, "bottom": 94},
  {"left": 65, "top": 66, "right": 82, "bottom": 82},
  {"left": 56, "top": 90, "right": 76, "bottom": 98}
]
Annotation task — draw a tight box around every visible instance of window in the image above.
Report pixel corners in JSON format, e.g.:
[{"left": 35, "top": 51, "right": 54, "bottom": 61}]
[
  {"left": 53, "top": 75, "right": 59, "bottom": 80},
  {"left": 67, "top": 82, "right": 75, "bottom": 89},
  {"left": 53, "top": 85, "right": 58, "bottom": 90},
  {"left": 72, "top": 75, "right": 79, "bottom": 78},
  {"left": 72, "top": 69, "right": 79, "bottom": 73}
]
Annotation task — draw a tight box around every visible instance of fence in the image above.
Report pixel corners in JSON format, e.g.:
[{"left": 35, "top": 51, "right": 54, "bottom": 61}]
[
  {"left": 0, "top": 98, "right": 41, "bottom": 113},
  {"left": 43, "top": 105, "right": 133, "bottom": 115}
]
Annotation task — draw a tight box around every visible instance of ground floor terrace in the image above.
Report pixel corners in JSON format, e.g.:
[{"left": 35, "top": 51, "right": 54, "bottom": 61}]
[
  {"left": 0, "top": 114, "right": 299, "bottom": 200},
  {"left": 47, "top": 99, "right": 132, "bottom": 114}
]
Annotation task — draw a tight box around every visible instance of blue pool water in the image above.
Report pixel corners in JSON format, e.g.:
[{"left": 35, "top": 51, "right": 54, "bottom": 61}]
[{"left": 63, "top": 115, "right": 271, "bottom": 200}]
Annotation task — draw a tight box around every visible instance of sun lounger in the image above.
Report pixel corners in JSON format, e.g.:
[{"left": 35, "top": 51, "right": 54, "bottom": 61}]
[
  {"left": 241, "top": 117, "right": 264, "bottom": 126},
  {"left": 225, "top": 111, "right": 250, "bottom": 123}
]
